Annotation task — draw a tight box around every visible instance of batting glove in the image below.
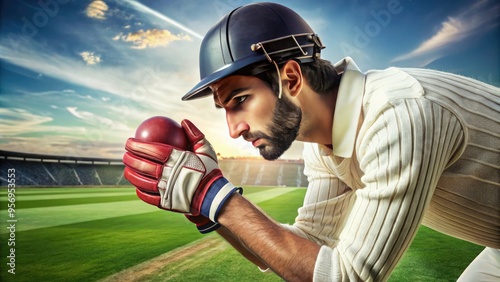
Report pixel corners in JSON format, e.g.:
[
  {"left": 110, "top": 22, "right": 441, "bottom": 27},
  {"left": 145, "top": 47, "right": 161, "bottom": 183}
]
[{"left": 123, "top": 119, "right": 242, "bottom": 222}]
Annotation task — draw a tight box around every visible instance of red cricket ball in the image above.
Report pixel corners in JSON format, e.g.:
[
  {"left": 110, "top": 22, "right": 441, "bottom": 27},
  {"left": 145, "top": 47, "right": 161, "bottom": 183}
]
[{"left": 134, "top": 116, "right": 188, "bottom": 149}]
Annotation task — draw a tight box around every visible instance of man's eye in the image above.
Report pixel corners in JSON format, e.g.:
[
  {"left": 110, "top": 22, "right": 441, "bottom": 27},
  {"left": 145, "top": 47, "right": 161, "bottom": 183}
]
[{"left": 236, "top": 96, "right": 247, "bottom": 104}]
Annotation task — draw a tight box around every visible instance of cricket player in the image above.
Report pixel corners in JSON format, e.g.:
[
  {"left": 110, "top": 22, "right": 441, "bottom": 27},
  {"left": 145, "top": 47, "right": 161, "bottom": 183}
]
[{"left": 123, "top": 2, "right": 500, "bottom": 281}]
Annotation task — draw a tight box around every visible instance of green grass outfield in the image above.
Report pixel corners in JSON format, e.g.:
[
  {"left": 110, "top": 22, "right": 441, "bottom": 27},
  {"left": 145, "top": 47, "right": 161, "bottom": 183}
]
[{"left": 0, "top": 187, "right": 483, "bottom": 282}]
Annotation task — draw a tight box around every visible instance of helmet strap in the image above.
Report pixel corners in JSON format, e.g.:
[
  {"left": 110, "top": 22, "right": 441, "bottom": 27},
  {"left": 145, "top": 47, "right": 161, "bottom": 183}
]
[{"left": 273, "top": 61, "right": 283, "bottom": 99}]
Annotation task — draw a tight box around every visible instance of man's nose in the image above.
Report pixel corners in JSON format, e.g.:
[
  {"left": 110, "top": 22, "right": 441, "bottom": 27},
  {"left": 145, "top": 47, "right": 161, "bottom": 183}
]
[{"left": 226, "top": 113, "right": 249, "bottom": 139}]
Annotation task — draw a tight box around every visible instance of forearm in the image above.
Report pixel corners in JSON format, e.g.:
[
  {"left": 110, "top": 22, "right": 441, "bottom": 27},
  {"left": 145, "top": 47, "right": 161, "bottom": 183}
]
[
  {"left": 216, "top": 226, "right": 269, "bottom": 270},
  {"left": 219, "top": 193, "right": 321, "bottom": 281}
]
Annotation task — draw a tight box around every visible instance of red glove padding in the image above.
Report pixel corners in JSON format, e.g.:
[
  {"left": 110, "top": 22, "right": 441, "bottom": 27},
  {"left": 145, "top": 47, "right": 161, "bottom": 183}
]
[{"left": 123, "top": 119, "right": 241, "bottom": 221}]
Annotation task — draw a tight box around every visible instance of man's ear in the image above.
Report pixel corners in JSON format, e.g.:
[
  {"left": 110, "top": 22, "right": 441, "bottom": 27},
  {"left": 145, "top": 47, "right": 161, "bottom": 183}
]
[{"left": 281, "top": 60, "right": 303, "bottom": 97}]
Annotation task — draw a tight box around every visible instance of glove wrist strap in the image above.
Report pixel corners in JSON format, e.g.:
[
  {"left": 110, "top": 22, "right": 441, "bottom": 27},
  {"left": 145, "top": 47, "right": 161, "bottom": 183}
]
[{"left": 201, "top": 177, "right": 242, "bottom": 222}]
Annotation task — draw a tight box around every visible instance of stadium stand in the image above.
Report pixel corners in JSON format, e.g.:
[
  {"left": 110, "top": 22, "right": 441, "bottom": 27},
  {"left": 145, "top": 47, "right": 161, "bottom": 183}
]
[
  {"left": 218, "top": 158, "right": 308, "bottom": 187},
  {"left": 0, "top": 150, "right": 128, "bottom": 187},
  {"left": 0, "top": 150, "right": 308, "bottom": 187}
]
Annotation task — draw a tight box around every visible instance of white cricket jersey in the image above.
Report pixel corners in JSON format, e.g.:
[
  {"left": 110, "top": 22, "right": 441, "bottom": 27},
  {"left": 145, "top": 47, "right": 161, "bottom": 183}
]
[{"left": 282, "top": 57, "right": 500, "bottom": 281}]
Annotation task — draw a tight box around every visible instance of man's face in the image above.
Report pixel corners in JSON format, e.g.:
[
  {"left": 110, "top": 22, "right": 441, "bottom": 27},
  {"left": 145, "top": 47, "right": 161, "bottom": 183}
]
[{"left": 211, "top": 75, "right": 301, "bottom": 160}]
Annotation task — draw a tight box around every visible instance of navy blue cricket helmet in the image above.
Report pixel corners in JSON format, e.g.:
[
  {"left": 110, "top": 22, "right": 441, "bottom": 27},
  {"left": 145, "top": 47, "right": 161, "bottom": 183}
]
[{"left": 182, "top": 2, "right": 325, "bottom": 101}]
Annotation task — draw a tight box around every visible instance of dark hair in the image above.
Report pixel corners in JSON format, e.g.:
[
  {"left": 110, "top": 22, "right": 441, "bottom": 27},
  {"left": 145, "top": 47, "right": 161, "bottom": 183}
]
[{"left": 255, "top": 58, "right": 341, "bottom": 96}]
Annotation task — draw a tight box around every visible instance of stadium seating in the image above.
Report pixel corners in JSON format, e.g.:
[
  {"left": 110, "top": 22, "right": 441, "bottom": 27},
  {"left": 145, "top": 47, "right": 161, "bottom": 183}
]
[
  {"left": 0, "top": 151, "right": 308, "bottom": 187},
  {"left": 219, "top": 159, "right": 308, "bottom": 187}
]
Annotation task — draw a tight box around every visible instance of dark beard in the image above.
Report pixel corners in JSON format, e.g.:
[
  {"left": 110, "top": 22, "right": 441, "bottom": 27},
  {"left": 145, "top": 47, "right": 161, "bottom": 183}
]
[{"left": 248, "top": 95, "right": 302, "bottom": 160}]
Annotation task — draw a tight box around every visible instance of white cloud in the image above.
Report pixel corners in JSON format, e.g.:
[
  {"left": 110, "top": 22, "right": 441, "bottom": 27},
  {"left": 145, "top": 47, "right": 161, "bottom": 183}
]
[
  {"left": 85, "top": 0, "right": 109, "bottom": 20},
  {"left": 119, "top": 29, "right": 191, "bottom": 49},
  {"left": 66, "top": 106, "right": 84, "bottom": 119},
  {"left": 0, "top": 108, "right": 81, "bottom": 137},
  {"left": 66, "top": 106, "right": 129, "bottom": 131},
  {"left": 80, "top": 51, "right": 102, "bottom": 65},
  {"left": 0, "top": 108, "right": 127, "bottom": 158},
  {"left": 0, "top": 108, "right": 53, "bottom": 131},
  {"left": 392, "top": 0, "right": 499, "bottom": 66}
]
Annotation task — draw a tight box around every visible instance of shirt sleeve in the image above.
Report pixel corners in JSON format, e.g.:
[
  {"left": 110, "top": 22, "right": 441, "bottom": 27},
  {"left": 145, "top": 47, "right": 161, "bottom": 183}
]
[{"left": 313, "top": 98, "right": 465, "bottom": 281}]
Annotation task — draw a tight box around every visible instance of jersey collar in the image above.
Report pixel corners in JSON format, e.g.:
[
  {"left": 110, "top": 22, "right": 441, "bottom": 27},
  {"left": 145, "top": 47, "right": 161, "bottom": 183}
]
[{"left": 328, "top": 57, "right": 366, "bottom": 158}]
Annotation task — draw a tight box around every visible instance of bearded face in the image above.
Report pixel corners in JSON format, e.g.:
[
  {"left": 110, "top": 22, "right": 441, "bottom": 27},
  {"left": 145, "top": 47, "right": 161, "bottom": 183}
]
[{"left": 245, "top": 94, "right": 302, "bottom": 160}]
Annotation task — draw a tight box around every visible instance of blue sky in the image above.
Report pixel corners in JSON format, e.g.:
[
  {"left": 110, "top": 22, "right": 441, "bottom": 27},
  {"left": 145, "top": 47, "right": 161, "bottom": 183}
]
[{"left": 1, "top": 0, "right": 498, "bottom": 159}]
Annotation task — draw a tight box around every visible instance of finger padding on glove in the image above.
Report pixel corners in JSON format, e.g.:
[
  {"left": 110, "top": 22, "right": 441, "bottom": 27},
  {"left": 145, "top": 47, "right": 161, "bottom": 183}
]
[
  {"left": 125, "top": 138, "right": 173, "bottom": 163},
  {"left": 124, "top": 166, "right": 159, "bottom": 194},
  {"left": 181, "top": 119, "right": 205, "bottom": 148},
  {"left": 135, "top": 188, "right": 161, "bottom": 207},
  {"left": 123, "top": 151, "right": 163, "bottom": 179}
]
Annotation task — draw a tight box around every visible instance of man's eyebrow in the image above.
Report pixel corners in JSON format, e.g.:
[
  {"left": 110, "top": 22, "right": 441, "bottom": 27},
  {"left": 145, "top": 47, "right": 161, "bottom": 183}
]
[{"left": 214, "top": 87, "right": 250, "bottom": 109}]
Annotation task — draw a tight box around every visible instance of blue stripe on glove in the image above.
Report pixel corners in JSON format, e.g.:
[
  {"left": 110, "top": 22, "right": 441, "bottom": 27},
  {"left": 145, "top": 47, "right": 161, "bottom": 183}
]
[{"left": 200, "top": 177, "right": 243, "bottom": 222}]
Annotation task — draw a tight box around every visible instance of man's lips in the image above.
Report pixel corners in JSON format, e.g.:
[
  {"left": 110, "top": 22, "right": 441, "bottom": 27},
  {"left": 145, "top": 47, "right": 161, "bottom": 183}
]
[
  {"left": 247, "top": 138, "right": 262, "bottom": 147},
  {"left": 244, "top": 133, "right": 266, "bottom": 147},
  {"left": 252, "top": 138, "right": 261, "bottom": 147}
]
